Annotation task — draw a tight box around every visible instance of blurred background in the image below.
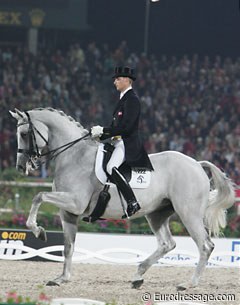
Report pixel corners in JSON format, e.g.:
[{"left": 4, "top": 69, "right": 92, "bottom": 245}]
[{"left": 0, "top": 0, "right": 239, "bottom": 235}]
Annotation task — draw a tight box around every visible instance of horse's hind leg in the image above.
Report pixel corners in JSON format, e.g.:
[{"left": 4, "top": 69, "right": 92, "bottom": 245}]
[
  {"left": 176, "top": 211, "right": 214, "bottom": 290},
  {"left": 132, "top": 207, "right": 175, "bottom": 289},
  {"left": 47, "top": 210, "right": 78, "bottom": 286}
]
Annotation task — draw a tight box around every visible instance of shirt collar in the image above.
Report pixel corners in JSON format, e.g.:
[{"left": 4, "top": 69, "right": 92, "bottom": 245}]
[{"left": 120, "top": 86, "right": 132, "bottom": 99}]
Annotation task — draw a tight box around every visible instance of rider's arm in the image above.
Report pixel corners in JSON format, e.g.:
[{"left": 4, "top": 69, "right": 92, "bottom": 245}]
[{"left": 101, "top": 96, "right": 140, "bottom": 139}]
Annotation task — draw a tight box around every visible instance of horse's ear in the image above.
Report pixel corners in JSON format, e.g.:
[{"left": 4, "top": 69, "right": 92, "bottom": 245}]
[
  {"left": 9, "top": 110, "right": 20, "bottom": 120},
  {"left": 14, "top": 108, "right": 25, "bottom": 118},
  {"left": 9, "top": 109, "right": 26, "bottom": 120}
]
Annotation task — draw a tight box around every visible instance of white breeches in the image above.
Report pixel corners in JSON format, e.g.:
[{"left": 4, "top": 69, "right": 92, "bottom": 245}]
[{"left": 106, "top": 140, "right": 125, "bottom": 175}]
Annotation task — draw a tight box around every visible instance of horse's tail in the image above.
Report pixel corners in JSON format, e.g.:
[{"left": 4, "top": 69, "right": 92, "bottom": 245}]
[{"left": 199, "top": 160, "right": 236, "bottom": 237}]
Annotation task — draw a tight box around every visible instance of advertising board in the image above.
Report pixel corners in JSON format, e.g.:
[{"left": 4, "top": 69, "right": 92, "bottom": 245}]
[
  {"left": 0, "top": 0, "right": 88, "bottom": 30},
  {"left": 0, "top": 228, "right": 63, "bottom": 261}
]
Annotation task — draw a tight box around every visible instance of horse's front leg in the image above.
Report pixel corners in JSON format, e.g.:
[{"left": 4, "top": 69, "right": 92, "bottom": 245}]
[
  {"left": 26, "top": 191, "right": 81, "bottom": 241},
  {"left": 26, "top": 192, "right": 47, "bottom": 241},
  {"left": 47, "top": 210, "right": 79, "bottom": 286}
]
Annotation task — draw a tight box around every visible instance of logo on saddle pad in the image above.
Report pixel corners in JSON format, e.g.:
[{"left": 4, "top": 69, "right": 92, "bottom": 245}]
[
  {"left": 95, "top": 144, "right": 151, "bottom": 189},
  {"left": 131, "top": 170, "right": 150, "bottom": 188}
]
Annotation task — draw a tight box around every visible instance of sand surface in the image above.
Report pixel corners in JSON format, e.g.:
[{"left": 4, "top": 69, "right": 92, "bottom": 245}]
[{"left": 0, "top": 261, "right": 239, "bottom": 304}]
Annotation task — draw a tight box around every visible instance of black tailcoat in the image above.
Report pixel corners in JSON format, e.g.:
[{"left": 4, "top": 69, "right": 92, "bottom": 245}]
[{"left": 101, "top": 89, "right": 154, "bottom": 171}]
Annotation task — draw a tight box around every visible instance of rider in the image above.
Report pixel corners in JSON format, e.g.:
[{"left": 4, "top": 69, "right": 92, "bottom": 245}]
[{"left": 91, "top": 66, "right": 154, "bottom": 218}]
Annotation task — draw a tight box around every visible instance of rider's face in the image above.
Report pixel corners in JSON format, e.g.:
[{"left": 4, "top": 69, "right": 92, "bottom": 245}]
[{"left": 114, "top": 77, "right": 131, "bottom": 93}]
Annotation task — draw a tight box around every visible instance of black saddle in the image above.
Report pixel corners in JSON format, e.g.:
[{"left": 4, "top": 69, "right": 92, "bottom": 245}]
[
  {"left": 83, "top": 143, "right": 148, "bottom": 223},
  {"left": 82, "top": 143, "right": 131, "bottom": 223}
]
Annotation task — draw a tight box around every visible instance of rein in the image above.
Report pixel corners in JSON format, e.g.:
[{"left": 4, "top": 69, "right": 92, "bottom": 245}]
[
  {"left": 18, "top": 111, "right": 91, "bottom": 162},
  {"left": 41, "top": 132, "right": 91, "bottom": 160}
]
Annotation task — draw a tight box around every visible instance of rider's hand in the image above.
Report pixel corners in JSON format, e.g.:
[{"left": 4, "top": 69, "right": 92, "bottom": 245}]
[{"left": 91, "top": 125, "right": 104, "bottom": 138}]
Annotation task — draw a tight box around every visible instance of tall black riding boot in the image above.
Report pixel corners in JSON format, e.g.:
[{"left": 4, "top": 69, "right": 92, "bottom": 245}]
[{"left": 111, "top": 167, "right": 141, "bottom": 218}]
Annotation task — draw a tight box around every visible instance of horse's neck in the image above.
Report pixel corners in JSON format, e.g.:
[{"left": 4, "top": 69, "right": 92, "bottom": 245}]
[
  {"left": 30, "top": 109, "right": 98, "bottom": 182},
  {"left": 30, "top": 110, "right": 85, "bottom": 150},
  {"left": 55, "top": 139, "right": 97, "bottom": 175}
]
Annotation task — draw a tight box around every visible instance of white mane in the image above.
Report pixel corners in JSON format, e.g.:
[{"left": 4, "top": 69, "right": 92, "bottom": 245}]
[{"left": 31, "top": 107, "right": 85, "bottom": 130}]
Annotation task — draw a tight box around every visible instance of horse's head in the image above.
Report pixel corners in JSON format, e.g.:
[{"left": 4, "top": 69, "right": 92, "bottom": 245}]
[{"left": 9, "top": 108, "right": 49, "bottom": 175}]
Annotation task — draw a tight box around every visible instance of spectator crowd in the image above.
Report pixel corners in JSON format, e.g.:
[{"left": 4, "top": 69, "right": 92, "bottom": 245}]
[{"left": 0, "top": 42, "right": 239, "bottom": 185}]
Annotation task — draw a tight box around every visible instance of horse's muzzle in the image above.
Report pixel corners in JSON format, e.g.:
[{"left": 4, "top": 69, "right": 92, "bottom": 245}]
[{"left": 16, "top": 164, "right": 25, "bottom": 174}]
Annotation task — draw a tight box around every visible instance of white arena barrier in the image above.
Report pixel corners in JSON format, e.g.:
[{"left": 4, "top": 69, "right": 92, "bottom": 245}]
[
  {"left": 0, "top": 180, "right": 52, "bottom": 187},
  {"left": 0, "top": 231, "right": 239, "bottom": 267},
  {"left": 51, "top": 298, "right": 105, "bottom": 305}
]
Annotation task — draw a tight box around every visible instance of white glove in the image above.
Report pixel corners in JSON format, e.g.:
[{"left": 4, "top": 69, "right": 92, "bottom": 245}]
[{"left": 91, "top": 125, "right": 104, "bottom": 138}]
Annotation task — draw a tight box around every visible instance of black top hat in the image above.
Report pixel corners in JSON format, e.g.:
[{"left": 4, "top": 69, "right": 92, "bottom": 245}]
[{"left": 112, "top": 66, "right": 136, "bottom": 81}]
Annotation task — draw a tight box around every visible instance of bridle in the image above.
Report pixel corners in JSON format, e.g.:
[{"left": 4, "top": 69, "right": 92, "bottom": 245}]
[
  {"left": 17, "top": 112, "right": 91, "bottom": 166},
  {"left": 17, "top": 112, "right": 48, "bottom": 158}
]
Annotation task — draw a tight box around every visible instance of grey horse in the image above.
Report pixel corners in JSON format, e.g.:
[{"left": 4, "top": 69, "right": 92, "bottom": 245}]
[{"left": 9, "top": 108, "right": 235, "bottom": 290}]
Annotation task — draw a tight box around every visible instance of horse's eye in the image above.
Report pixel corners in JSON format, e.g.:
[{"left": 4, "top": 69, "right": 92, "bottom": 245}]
[{"left": 21, "top": 132, "right": 28, "bottom": 138}]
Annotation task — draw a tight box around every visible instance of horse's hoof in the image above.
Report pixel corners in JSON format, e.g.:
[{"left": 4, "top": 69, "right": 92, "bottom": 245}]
[
  {"left": 177, "top": 281, "right": 197, "bottom": 291},
  {"left": 38, "top": 227, "right": 47, "bottom": 242},
  {"left": 46, "top": 280, "right": 60, "bottom": 286},
  {"left": 131, "top": 279, "right": 144, "bottom": 289},
  {"left": 177, "top": 284, "right": 187, "bottom": 291}
]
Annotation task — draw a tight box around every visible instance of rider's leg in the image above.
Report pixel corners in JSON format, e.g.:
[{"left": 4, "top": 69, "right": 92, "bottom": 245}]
[
  {"left": 106, "top": 140, "right": 140, "bottom": 218},
  {"left": 106, "top": 139, "right": 125, "bottom": 175},
  {"left": 85, "top": 140, "right": 125, "bottom": 222},
  {"left": 111, "top": 167, "right": 141, "bottom": 218}
]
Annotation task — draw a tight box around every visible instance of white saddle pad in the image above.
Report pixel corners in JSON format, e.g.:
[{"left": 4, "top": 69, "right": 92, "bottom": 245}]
[{"left": 95, "top": 144, "right": 151, "bottom": 189}]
